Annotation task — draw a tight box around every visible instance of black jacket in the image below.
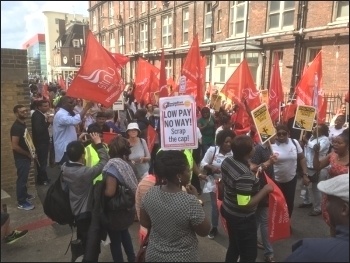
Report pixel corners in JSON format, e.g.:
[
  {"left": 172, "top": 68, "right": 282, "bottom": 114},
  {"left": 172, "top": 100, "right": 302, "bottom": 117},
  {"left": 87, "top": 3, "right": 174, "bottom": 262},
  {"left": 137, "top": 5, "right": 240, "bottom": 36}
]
[{"left": 31, "top": 110, "right": 50, "bottom": 145}]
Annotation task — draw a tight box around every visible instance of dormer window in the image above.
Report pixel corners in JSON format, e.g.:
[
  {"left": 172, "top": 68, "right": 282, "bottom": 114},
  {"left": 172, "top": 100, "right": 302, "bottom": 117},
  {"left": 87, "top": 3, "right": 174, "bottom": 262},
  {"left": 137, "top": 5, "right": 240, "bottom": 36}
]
[{"left": 73, "top": 39, "right": 80, "bottom": 48}]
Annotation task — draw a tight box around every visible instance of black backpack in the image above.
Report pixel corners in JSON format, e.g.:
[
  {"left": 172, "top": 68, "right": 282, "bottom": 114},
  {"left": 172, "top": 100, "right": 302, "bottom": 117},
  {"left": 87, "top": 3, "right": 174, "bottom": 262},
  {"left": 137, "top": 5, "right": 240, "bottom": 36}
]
[{"left": 43, "top": 171, "right": 75, "bottom": 226}]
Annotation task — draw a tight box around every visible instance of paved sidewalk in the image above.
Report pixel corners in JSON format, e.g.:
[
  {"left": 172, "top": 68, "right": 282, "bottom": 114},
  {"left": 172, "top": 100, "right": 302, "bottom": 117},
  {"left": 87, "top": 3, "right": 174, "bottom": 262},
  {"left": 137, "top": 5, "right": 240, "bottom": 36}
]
[{"left": 1, "top": 165, "right": 329, "bottom": 262}]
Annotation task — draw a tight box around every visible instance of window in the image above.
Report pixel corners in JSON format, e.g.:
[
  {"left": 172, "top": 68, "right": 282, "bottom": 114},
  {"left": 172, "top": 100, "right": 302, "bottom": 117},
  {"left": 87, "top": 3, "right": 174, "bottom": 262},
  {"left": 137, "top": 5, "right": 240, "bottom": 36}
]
[
  {"left": 182, "top": 8, "right": 189, "bottom": 44},
  {"left": 217, "top": 9, "right": 222, "bottom": 32},
  {"left": 268, "top": 1, "right": 295, "bottom": 30},
  {"left": 165, "top": 59, "right": 172, "bottom": 78},
  {"left": 109, "top": 32, "right": 115, "bottom": 48},
  {"left": 162, "top": 15, "right": 172, "bottom": 47},
  {"left": 92, "top": 10, "right": 97, "bottom": 31},
  {"left": 72, "top": 39, "right": 80, "bottom": 48},
  {"left": 141, "top": 1, "right": 146, "bottom": 13},
  {"left": 118, "top": 29, "right": 124, "bottom": 53},
  {"left": 129, "top": 2, "right": 134, "bottom": 17},
  {"left": 334, "top": 1, "right": 349, "bottom": 21},
  {"left": 272, "top": 50, "right": 283, "bottom": 75},
  {"left": 109, "top": 1, "right": 114, "bottom": 25},
  {"left": 306, "top": 47, "right": 321, "bottom": 66},
  {"left": 151, "top": 1, "right": 157, "bottom": 9},
  {"left": 151, "top": 19, "right": 157, "bottom": 49},
  {"left": 215, "top": 54, "right": 226, "bottom": 82},
  {"left": 140, "top": 22, "right": 148, "bottom": 51},
  {"left": 229, "top": 1, "right": 248, "bottom": 37},
  {"left": 102, "top": 35, "right": 106, "bottom": 47},
  {"left": 75, "top": 55, "right": 81, "bottom": 66},
  {"left": 228, "top": 53, "right": 241, "bottom": 64},
  {"left": 129, "top": 26, "right": 134, "bottom": 51},
  {"left": 204, "top": 3, "right": 212, "bottom": 41}
]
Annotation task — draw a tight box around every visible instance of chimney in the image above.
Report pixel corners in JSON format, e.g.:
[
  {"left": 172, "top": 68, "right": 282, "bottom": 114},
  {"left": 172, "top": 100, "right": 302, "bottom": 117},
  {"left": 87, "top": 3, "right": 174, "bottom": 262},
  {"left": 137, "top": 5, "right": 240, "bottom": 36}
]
[{"left": 58, "top": 19, "right": 66, "bottom": 36}]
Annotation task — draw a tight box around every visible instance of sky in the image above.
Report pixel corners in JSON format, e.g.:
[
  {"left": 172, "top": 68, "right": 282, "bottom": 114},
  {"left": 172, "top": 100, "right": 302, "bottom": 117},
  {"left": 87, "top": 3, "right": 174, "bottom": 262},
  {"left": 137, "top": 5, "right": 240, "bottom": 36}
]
[{"left": 1, "top": 1, "right": 89, "bottom": 49}]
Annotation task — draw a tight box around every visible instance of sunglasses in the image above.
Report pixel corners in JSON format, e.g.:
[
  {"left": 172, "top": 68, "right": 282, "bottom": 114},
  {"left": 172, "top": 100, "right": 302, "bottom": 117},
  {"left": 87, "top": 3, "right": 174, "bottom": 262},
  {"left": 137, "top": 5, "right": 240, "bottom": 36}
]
[{"left": 277, "top": 131, "right": 288, "bottom": 136}]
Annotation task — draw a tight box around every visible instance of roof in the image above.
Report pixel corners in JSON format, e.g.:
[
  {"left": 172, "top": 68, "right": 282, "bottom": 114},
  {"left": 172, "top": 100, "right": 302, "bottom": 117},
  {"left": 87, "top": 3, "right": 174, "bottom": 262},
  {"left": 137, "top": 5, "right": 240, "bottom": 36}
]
[
  {"left": 213, "top": 43, "right": 262, "bottom": 53},
  {"left": 55, "top": 23, "right": 86, "bottom": 47}
]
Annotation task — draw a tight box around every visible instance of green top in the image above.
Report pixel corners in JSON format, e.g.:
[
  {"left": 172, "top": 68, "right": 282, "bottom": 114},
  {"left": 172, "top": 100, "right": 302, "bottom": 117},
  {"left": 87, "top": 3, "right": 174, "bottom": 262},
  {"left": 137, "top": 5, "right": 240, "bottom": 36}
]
[{"left": 198, "top": 117, "right": 215, "bottom": 145}]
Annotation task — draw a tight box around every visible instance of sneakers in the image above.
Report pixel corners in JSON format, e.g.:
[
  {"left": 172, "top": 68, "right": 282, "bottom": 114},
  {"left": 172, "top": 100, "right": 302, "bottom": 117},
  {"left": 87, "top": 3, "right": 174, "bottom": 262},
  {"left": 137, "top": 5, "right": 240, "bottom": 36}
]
[
  {"left": 207, "top": 227, "right": 218, "bottom": 239},
  {"left": 17, "top": 201, "right": 35, "bottom": 210},
  {"left": 26, "top": 194, "right": 36, "bottom": 202},
  {"left": 4, "top": 230, "right": 28, "bottom": 244}
]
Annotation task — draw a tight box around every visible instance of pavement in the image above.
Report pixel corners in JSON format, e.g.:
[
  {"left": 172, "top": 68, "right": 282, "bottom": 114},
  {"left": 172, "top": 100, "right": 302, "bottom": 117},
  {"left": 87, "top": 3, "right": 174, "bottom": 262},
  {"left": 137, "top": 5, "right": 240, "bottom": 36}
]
[{"left": 1, "top": 166, "right": 330, "bottom": 262}]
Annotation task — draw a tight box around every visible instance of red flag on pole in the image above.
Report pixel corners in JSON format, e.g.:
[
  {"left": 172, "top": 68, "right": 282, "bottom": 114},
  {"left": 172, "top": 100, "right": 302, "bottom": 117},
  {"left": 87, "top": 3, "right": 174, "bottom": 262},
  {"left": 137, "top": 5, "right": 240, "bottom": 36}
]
[
  {"left": 58, "top": 76, "right": 66, "bottom": 91},
  {"left": 317, "top": 95, "right": 327, "bottom": 124},
  {"left": 134, "top": 57, "right": 160, "bottom": 104},
  {"left": 110, "top": 52, "right": 130, "bottom": 68},
  {"left": 268, "top": 53, "right": 284, "bottom": 122},
  {"left": 66, "top": 31, "right": 124, "bottom": 107},
  {"left": 221, "top": 59, "right": 260, "bottom": 111},
  {"left": 181, "top": 34, "right": 204, "bottom": 108},
  {"left": 296, "top": 51, "right": 322, "bottom": 106},
  {"left": 159, "top": 49, "right": 169, "bottom": 98},
  {"left": 147, "top": 125, "right": 158, "bottom": 153},
  {"left": 281, "top": 104, "right": 298, "bottom": 124}
]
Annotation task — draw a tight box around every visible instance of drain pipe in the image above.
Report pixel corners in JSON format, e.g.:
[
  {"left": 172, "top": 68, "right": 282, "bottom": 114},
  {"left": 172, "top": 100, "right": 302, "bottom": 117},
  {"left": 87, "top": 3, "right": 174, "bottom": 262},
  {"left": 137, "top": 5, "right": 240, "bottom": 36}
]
[{"left": 209, "top": 1, "right": 219, "bottom": 82}]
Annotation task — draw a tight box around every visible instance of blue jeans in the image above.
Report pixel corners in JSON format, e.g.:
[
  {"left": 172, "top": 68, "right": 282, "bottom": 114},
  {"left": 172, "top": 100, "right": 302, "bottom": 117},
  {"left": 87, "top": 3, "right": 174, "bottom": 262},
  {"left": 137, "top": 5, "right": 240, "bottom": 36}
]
[
  {"left": 256, "top": 207, "right": 274, "bottom": 257},
  {"left": 15, "top": 158, "right": 31, "bottom": 204},
  {"left": 108, "top": 228, "right": 135, "bottom": 262},
  {"left": 209, "top": 192, "right": 219, "bottom": 228}
]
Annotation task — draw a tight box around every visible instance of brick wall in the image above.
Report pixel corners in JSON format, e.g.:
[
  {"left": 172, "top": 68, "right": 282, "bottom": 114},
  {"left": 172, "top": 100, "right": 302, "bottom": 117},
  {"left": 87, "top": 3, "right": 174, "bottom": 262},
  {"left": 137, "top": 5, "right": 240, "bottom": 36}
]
[{"left": 1, "top": 48, "right": 35, "bottom": 191}]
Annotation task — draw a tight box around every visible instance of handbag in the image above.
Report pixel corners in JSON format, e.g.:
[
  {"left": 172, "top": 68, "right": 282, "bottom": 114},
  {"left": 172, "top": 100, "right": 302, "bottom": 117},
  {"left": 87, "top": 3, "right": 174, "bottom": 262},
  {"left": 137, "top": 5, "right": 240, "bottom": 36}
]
[
  {"left": 136, "top": 229, "right": 150, "bottom": 262},
  {"left": 204, "top": 146, "right": 217, "bottom": 176},
  {"left": 308, "top": 171, "right": 319, "bottom": 183}
]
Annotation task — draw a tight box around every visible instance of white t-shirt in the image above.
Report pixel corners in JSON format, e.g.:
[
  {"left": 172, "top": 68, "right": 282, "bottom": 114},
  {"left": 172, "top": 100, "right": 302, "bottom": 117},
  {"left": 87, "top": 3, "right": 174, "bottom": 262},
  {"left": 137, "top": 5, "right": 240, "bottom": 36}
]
[
  {"left": 196, "top": 127, "right": 202, "bottom": 144},
  {"left": 328, "top": 126, "right": 345, "bottom": 143},
  {"left": 271, "top": 138, "right": 303, "bottom": 183},
  {"left": 200, "top": 146, "right": 233, "bottom": 180}
]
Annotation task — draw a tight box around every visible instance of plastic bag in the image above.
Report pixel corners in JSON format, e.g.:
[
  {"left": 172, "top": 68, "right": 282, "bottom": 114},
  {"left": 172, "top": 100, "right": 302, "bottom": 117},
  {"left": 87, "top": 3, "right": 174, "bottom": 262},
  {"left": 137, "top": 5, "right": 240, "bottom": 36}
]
[{"left": 203, "top": 176, "right": 216, "bottom": 193}]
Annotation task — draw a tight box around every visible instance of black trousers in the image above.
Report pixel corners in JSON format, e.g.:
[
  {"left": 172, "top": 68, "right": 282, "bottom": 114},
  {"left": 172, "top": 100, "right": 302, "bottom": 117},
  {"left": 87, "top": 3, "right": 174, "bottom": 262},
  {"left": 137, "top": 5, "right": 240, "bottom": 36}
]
[
  {"left": 34, "top": 143, "right": 49, "bottom": 183},
  {"left": 275, "top": 175, "right": 297, "bottom": 218},
  {"left": 76, "top": 216, "right": 92, "bottom": 252},
  {"left": 221, "top": 207, "right": 257, "bottom": 262}
]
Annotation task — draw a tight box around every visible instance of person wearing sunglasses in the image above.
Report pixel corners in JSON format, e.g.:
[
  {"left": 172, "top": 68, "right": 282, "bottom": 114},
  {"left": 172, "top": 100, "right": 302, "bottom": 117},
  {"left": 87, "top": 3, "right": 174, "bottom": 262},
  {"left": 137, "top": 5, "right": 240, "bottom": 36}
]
[{"left": 270, "top": 124, "right": 309, "bottom": 219}]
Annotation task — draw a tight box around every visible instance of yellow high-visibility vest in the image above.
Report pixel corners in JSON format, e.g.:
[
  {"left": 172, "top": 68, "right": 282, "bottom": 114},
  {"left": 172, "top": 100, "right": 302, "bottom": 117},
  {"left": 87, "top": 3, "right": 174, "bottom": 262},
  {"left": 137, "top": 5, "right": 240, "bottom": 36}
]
[{"left": 85, "top": 143, "right": 108, "bottom": 185}]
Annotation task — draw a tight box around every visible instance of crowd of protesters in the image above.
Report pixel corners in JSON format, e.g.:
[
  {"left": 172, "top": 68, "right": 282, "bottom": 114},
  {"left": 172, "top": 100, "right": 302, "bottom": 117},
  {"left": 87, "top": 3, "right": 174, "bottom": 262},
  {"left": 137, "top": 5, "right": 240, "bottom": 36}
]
[{"left": 7, "top": 81, "right": 349, "bottom": 262}]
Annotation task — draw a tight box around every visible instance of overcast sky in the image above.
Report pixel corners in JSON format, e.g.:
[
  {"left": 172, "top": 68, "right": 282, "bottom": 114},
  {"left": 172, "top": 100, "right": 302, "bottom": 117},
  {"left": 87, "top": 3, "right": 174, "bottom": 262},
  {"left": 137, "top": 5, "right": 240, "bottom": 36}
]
[{"left": 1, "top": 1, "right": 89, "bottom": 49}]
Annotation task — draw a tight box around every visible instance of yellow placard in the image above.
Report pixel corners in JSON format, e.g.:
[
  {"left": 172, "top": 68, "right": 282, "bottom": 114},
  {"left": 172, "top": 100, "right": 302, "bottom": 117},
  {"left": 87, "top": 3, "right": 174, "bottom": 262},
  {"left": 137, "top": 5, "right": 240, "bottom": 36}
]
[
  {"left": 24, "top": 128, "right": 36, "bottom": 158},
  {"left": 293, "top": 105, "right": 316, "bottom": 131},
  {"left": 251, "top": 103, "right": 276, "bottom": 144},
  {"left": 210, "top": 94, "right": 222, "bottom": 112}
]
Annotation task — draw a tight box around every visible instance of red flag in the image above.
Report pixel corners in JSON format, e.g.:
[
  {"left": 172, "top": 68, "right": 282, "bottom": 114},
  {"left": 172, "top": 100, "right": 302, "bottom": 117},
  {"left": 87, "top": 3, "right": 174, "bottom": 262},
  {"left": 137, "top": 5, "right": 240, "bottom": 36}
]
[
  {"left": 159, "top": 49, "right": 168, "bottom": 98},
  {"left": 264, "top": 172, "right": 291, "bottom": 242},
  {"left": 281, "top": 104, "right": 298, "bottom": 124},
  {"left": 317, "top": 95, "right": 327, "bottom": 124},
  {"left": 111, "top": 52, "right": 130, "bottom": 68},
  {"left": 167, "top": 78, "right": 176, "bottom": 96},
  {"left": 233, "top": 105, "right": 251, "bottom": 135},
  {"left": 134, "top": 57, "right": 160, "bottom": 104},
  {"left": 66, "top": 31, "right": 124, "bottom": 107},
  {"left": 182, "top": 34, "right": 204, "bottom": 108},
  {"left": 58, "top": 77, "right": 66, "bottom": 91},
  {"left": 221, "top": 59, "right": 261, "bottom": 111},
  {"left": 296, "top": 51, "right": 322, "bottom": 106},
  {"left": 147, "top": 125, "right": 157, "bottom": 153},
  {"left": 268, "top": 53, "right": 284, "bottom": 122}
]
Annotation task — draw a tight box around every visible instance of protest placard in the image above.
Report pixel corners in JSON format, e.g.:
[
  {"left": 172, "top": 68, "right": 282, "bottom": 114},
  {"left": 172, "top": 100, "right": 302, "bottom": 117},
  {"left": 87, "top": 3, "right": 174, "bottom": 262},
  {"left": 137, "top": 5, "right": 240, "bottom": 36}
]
[
  {"left": 293, "top": 105, "right": 316, "bottom": 131},
  {"left": 251, "top": 103, "right": 276, "bottom": 144},
  {"left": 112, "top": 93, "right": 124, "bottom": 111},
  {"left": 179, "top": 75, "right": 187, "bottom": 94},
  {"left": 210, "top": 94, "right": 222, "bottom": 112},
  {"left": 159, "top": 95, "right": 197, "bottom": 150}
]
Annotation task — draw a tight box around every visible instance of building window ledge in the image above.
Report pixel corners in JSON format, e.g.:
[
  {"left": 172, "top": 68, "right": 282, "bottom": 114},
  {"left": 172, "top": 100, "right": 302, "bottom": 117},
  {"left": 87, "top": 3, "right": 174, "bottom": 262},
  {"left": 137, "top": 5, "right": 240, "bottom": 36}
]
[
  {"left": 216, "top": 30, "right": 222, "bottom": 34},
  {"left": 328, "top": 19, "right": 349, "bottom": 26},
  {"left": 180, "top": 43, "right": 189, "bottom": 47},
  {"left": 225, "top": 36, "right": 247, "bottom": 41},
  {"left": 264, "top": 27, "right": 294, "bottom": 34},
  {"left": 201, "top": 40, "right": 212, "bottom": 44}
]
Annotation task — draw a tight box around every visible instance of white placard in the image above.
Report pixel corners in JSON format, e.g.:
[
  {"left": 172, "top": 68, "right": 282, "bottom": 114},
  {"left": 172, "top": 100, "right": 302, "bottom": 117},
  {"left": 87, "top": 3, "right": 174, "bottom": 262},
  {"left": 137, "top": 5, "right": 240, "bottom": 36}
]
[
  {"left": 178, "top": 75, "right": 187, "bottom": 94},
  {"left": 159, "top": 95, "right": 198, "bottom": 150},
  {"left": 112, "top": 93, "right": 124, "bottom": 111}
]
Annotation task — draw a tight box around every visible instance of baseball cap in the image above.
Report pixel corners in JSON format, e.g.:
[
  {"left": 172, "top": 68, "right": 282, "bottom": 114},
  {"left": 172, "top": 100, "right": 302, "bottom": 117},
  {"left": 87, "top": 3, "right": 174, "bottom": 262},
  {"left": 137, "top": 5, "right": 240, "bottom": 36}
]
[{"left": 317, "top": 174, "right": 349, "bottom": 202}]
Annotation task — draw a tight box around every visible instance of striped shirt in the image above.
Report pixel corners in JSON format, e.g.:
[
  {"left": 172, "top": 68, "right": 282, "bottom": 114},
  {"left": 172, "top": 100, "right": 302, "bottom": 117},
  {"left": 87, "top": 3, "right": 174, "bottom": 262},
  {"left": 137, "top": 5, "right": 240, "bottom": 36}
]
[{"left": 221, "top": 157, "right": 260, "bottom": 217}]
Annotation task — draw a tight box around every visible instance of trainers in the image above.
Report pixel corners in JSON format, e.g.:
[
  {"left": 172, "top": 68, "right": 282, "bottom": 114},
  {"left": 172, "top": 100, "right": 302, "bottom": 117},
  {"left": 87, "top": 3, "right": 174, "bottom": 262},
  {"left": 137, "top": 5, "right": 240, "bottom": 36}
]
[
  {"left": 26, "top": 194, "right": 35, "bottom": 201},
  {"left": 207, "top": 227, "right": 218, "bottom": 239},
  {"left": 4, "top": 230, "right": 28, "bottom": 244},
  {"left": 17, "top": 201, "right": 35, "bottom": 211}
]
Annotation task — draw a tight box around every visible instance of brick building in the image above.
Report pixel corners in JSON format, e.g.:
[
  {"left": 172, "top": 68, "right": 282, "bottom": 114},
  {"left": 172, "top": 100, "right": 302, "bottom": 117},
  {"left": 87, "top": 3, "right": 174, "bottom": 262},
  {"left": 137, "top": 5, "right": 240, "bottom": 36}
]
[{"left": 88, "top": 1, "right": 349, "bottom": 96}]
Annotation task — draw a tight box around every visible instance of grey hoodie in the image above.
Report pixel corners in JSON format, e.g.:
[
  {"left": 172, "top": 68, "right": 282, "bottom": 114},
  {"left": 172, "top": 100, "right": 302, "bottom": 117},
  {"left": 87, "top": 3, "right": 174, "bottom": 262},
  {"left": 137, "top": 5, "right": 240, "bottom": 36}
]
[{"left": 62, "top": 143, "right": 109, "bottom": 217}]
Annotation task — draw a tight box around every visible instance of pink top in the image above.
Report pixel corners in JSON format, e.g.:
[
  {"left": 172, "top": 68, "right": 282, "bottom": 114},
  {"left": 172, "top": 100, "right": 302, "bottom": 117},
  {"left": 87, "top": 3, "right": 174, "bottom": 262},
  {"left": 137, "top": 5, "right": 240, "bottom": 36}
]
[{"left": 328, "top": 152, "right": 349, "bottom": 178}]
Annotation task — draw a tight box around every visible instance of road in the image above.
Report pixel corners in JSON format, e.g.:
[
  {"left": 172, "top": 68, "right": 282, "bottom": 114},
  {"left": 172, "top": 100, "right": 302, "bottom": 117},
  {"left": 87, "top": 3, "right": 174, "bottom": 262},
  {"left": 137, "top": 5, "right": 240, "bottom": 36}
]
[{"left": 1, "top": 165, "right": 329, "bottom": 262}]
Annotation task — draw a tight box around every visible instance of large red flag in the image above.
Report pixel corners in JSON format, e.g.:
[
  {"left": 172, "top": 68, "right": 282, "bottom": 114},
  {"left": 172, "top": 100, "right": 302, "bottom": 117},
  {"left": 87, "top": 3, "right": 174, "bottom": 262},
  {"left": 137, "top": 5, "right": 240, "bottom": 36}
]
[
  {"left": 134, "top": 57, "right": 160, "bottom": 104},
  {"left": 58, "top": 76, "right": 66, "bottom": 91},
  {"left": 268, "top": 53, "right": 284, "bottom": 122},
  {"left": 159, "top": 49, "right": 168, "bottom": 98},
  {"left": 67, "top": 31, "right": 124, "bottom": 107},
  {"left": 317, "top": 95, "right": 327, "bottom": 124},
  {"left": 281, "top": 104, "right": 298, "bottom": 124},
  {"left": 111, "top": 52, "right": 130, "bottom": 68},
  {"left": 264, "top": 172, "right": 291, "bottom": 242},
  {"left": 296, "top": 51, "right": 322, "bottom": 106},
  {"left": 221, "top": 59, "right": 261, "bottom": 111},
  {"left": 182, "top": 34, "right": 204, "bottom": 108}
]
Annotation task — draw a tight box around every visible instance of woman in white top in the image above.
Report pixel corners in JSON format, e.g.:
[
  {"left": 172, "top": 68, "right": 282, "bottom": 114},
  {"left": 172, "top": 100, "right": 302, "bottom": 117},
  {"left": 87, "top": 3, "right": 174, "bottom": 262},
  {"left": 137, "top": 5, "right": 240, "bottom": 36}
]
[
  {"left": 271, "top": 124, "right": 309, "bottom": 219},
  {"left": 200, "top": 130, "right": 235, "bottom": 239},
  {"left": 329, "top": 115, "right": 346, "bottom": 144},
  {"left": 127, "top": 122, "right": 151, "bottom": 181}
]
